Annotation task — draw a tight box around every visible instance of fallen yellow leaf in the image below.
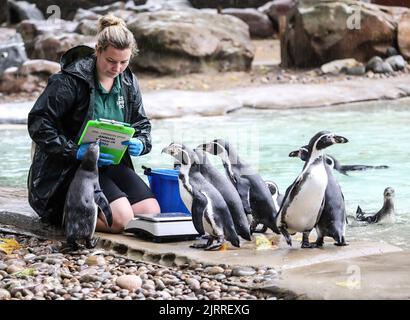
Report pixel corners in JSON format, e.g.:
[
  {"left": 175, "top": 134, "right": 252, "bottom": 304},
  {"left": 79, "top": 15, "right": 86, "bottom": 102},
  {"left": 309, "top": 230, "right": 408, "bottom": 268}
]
[
  {"left": 0, "top": 238, "right": 21, "bottom": 255},
  {"left": 255, "top": 235, "right": 273, "bottom": 250},
  {"left": 336, "top": 280, "right": 360, "bottom": 289}
]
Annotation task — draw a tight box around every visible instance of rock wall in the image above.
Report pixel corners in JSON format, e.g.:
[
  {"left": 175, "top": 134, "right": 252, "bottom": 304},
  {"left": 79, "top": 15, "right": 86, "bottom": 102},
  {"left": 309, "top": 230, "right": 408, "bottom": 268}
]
[
  {"left": 282, "top": 0, "right": 410, "bottom": 67},
  {"left": 189, "top": 0, "right": 271, "bottom": 9}
]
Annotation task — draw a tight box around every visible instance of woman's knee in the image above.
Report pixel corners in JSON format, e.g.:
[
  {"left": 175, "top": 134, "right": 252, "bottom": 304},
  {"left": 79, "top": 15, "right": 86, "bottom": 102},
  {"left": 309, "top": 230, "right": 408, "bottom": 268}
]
[
  {"left": 109, "top": 198, "right": 134, "bottom": 233},
  {"left": 132, "top": 198, "right": 161, "bottom": 215}
]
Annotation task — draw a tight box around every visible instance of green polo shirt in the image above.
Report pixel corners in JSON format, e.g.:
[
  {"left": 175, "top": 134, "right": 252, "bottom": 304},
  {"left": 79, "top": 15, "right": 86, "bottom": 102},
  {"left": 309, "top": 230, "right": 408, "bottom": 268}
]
[{"left": 93, "top": 74, "right": 125, "bottom": 122}]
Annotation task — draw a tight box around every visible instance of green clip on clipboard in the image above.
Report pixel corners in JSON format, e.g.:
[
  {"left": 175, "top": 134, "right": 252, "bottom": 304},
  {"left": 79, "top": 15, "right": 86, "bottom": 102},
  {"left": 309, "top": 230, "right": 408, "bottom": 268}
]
[{"left": 78, "top": 118, "right": 136, "bottom": 165}]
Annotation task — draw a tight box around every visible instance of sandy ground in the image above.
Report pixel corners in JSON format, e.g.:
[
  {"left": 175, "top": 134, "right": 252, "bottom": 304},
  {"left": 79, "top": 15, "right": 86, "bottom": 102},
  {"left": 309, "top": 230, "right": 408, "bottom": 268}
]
[{"left": 1, "top": 40, "right": 409, "bottom": 104}]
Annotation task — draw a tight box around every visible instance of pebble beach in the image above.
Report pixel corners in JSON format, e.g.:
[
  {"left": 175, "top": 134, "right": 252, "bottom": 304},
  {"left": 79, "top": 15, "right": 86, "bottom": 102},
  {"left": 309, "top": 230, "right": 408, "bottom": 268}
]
[{"left": 0, "top": 233, "right": 282, "bottom": 300}]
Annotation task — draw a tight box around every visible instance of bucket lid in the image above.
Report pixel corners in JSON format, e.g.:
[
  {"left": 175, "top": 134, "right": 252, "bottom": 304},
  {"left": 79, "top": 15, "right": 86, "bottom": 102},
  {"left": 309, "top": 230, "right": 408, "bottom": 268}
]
[{"left": 144, "top": 168, "right": 179, "bottom": 177}]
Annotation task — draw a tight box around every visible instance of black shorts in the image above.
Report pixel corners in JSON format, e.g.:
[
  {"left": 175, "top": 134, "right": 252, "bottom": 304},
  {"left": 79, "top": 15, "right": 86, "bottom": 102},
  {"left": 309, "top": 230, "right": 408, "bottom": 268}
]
[{"left": 99, "top": 164, "right": 156, "bottom": 205}]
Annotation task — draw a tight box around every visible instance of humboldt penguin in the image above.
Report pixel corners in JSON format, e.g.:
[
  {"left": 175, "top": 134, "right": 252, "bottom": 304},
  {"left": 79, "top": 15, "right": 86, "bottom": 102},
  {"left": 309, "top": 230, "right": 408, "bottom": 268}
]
[
  {"left": 289, "top": 145, "right": 348, "bottom": 247},
  {"left": 161, "top": 143, "right": 240, "bottom": 250},
  {"left": 277, "top": 131, "right": 348, "bottom": 246},
  {"left": 63, "top": 140, "right": 113, "bottom": 250},
  {"left": 194, "top": 148, "right": 251, "bottom": 241},
  {"left": 198, "top": 139, "right": 279, "bottom": 235},
  {"left": 265, "top": 180, "right": 284, "bottom": 213},
  {"left": 356, "top": 187, "right": 395, "bottom": 224},
  {"left": 251, "top": 180, "right": 284, "bottom": 234}
]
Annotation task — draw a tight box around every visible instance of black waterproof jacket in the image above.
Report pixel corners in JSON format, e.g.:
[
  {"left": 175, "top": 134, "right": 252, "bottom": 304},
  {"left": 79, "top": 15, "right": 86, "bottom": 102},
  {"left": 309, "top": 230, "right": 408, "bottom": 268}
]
[{"left": 27, "top": 45, "right": 152, "bottom": 225}]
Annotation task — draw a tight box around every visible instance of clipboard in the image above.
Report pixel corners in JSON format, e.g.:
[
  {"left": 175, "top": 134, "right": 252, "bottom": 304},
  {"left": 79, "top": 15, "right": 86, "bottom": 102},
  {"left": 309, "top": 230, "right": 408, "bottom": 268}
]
[{"left": 77, "top": 118, "right": 135, "bottom": 165}]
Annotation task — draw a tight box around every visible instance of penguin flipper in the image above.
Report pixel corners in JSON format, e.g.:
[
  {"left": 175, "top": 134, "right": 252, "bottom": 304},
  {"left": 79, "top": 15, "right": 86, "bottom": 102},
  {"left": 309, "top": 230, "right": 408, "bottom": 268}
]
[
  {"left": 356, "top": 205, "right": 366, "bottom": 220},
  {"left": 191, "top": 197, "right": 205, "bottom": 235},
  {"left": 94, "top": 189, "right": 113, "bottom": 227},
  {"left": 236, "top": 180, "right": 252, "bottom": 214},
  {"left": 279, "top": 226, "right": 292, "bottom": 246}
]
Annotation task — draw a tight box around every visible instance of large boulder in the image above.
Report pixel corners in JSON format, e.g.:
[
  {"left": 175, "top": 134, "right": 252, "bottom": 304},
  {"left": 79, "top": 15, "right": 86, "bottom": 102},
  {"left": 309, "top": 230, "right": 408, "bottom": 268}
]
[
  {"left": 7, "top": 0, "right": 44, "bottom": 24},
  {"left": 0, "top": 33, "right": 27, "bottom": 75},
  {"left": 398, "top": 12, "right": 410, "bottom": 58},
  {"left": 221, "top": 8, "right": 275, "bottom": 38},
  {"left": 282, "top": 0, "right": 401, "bottom": 68},
  {"left": 189, "top": 0, "right": 271, "bottom": 9},
  {"left": 127, "top": 11, "right": 254, "bottom": 74},
  {"left": 0, "top": 0, "right": 7, "bottom": 24},
  {"left": 23, "top": 0, "right": 147, "bottom": 20},
  {"left": 32, "top": 33, "right": 95, "bottom": 62},
  {"left": 17, "top": 19, "right": 79, "bottom": 58}
]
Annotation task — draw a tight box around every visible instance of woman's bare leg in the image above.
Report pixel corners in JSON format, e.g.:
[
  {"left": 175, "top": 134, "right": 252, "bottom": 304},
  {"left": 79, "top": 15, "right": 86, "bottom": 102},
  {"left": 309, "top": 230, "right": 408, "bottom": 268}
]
[
  {"left": 96, "top": 197, "right": 134, "bottom": 233},
  {"left": 131, "top": 198, "right": 161, "bottom": 216}
]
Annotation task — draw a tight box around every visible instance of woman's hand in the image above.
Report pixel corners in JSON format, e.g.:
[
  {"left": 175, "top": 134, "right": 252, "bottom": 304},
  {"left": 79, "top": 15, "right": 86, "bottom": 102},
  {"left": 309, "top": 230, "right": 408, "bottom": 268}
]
[
  {"left": 122, "top": 138, "right": 144, "bottom": 157},
  {"left": 76, "top": 143, "right": 114, "bottom": 167}
]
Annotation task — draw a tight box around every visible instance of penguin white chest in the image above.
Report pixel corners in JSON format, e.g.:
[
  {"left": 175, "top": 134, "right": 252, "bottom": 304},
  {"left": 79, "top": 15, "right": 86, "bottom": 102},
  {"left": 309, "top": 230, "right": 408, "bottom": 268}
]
[
  {"left": 178, "top": 177, "right": 193, "bottom": 213},
  {"left": 285, "top": 164, "right": 328, "bottom": 232}
]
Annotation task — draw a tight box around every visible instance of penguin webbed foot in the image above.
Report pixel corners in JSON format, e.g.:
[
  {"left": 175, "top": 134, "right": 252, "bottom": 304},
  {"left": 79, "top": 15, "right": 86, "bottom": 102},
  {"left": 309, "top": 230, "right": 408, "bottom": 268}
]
[
  {"left": 301, "top": 241, "right": 317, "bottom": 249},
  {"left": 61, "top": 239, "right": 80, "bottom": 253},
  {"left": 205, "top": 236, "right": 225, "bottom": 251},
  {"left": 86, "top": 237, "right": 99, "bottom": 249},
  {"left": 334, "top": 242, "right": 348, "bottom": 246},
  {"left": 314, "top": 237, "right": 324, "bottom": 248},
  {"left": 190, "top": 236, "right": 213, "bottom": 249},
  {"left": 301, "top": 232, "right": 316, "bottom": 249},
  {"left": 334, "top": 237, "right": 348, "bottom": 246}
]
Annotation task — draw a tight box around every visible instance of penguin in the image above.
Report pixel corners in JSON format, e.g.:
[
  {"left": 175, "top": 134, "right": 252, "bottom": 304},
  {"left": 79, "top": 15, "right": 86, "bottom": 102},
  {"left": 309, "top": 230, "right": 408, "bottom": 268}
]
[
  {"left": 289, "top": 148, "right": 389, "bottom": 176},
  {"left": 161, "top": 143, "right": 240, "bottom": 250},
  {"left": 63, "top": 140, "right": 113, "bottom": 250},
  {"left": 289, "top": 145, "right": 348, "bottom": 247},
  {"left": 326, "top": 155, "right": 389, "bottom": 176},
  {"left": 277, "top": 131, "right": 348, "bottom": 247},
  {"left": 198, "top": 139, "right": 279, "bottom": 235},
  {"left": 265, "top": 180, "right": 284, "bottom": 213},
  {"left": 193, "top": 148, "right": 251, "bottom": 241},
  {"left": 251, "top": 181, "right": 284, "bottom": 234},
  {"left": 356, "top": 187, "right": 395, "bottom": 224}
]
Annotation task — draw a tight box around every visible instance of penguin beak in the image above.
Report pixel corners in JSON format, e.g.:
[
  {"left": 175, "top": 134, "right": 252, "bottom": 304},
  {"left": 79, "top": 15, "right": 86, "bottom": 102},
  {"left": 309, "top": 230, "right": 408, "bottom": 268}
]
[
  {"left": 332, "top": 135, "right": 348, "bottom": 144},
  {"left": 288, "top": 150, "right": 299, "bottom": 158},
  {"left": 161, "top": 146, "right": 169, "bottom": 155}
]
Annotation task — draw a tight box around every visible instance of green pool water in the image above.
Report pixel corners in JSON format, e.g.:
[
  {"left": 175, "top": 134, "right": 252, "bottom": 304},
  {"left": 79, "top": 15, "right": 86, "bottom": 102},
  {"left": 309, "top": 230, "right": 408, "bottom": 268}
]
[{"left": 1, "top": 98, "right": 410, "bottom": 248}]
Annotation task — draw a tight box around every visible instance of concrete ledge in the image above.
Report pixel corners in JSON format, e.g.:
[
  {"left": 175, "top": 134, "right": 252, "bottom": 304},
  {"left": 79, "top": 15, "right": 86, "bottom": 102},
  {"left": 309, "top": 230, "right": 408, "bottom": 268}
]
[
  {"left": 2, "top": 75, "right": 410, "bottom": 123},
  {"left": 1, "top": 187, "right": 408, "bottom": 299},
  {"left": 96, "top": 232, "right": 402, "bottom": 271}
]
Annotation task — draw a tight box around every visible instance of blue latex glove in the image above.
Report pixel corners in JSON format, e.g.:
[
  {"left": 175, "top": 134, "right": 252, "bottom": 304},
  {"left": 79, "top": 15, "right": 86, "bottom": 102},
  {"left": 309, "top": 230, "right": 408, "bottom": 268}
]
[
  {"left": 76, "top": 143, "right": 114, "bottom": 167},
  {"left": 122, "top": 138, "right": 144, "bottom": 157}
]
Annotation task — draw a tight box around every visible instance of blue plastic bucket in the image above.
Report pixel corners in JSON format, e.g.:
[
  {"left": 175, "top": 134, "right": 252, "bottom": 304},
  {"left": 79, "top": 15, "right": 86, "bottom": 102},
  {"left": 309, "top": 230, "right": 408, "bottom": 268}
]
[{"left": 144, "top": 168, "right": 191, "bottom": 215}]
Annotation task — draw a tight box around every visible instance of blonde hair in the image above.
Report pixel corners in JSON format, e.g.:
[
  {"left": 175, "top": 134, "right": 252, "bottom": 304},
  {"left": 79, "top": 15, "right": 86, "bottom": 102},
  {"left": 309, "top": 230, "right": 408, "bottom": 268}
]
[{"left": 96, "top": 14, "right": 137, "bottom": 55}]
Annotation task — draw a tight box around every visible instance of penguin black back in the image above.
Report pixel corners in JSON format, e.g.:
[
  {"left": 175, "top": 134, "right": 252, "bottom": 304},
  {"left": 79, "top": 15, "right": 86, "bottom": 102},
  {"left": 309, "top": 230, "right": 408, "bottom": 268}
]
[
  {"left": 199, "top": 139, "right": 279, "bottom": 235},
  {"left": 162, "top": 143, "right": 241, "bottom": 250},
  {"left": 194, "top": 148, "right": 251, "bottom": 241}
]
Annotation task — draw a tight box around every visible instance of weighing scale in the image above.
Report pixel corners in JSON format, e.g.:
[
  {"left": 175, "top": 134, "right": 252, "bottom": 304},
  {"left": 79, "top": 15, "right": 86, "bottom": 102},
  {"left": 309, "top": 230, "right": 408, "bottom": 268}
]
[{"left": 124, "top": 212, "right": 199, "bottom": 243}]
